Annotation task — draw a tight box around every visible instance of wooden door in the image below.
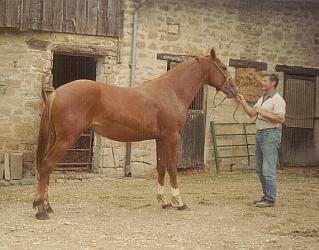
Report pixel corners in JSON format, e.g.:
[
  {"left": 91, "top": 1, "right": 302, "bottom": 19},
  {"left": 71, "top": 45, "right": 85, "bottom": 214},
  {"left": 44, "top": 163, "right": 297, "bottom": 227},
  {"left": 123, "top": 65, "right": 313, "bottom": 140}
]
[{"left": 282, "top": 74, "right": 316, "bottom": 166}]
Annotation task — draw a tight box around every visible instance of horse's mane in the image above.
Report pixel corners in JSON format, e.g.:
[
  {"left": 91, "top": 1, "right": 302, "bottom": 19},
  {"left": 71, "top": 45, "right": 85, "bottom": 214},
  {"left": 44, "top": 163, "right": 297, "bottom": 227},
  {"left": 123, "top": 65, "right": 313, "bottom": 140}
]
[
  {"left": 139, "top": 55, "right": 224, "bottom": 86},
  {"left": 166, "top": 56, "right": 209, "bottom": 74}
]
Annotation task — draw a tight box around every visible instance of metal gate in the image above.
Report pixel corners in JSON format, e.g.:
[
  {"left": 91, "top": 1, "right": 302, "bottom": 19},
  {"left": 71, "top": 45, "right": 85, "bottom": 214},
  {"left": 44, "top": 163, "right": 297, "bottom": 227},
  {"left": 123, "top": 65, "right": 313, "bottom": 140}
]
[
  {"left": 282, "top": 74, "right": 316, "bottom": 166},
  {"left": 167, "top": 61, "right": 206, "bottom": 169},
  {"left": 52, "top": 54, "right": 96, "bottom": 171}
]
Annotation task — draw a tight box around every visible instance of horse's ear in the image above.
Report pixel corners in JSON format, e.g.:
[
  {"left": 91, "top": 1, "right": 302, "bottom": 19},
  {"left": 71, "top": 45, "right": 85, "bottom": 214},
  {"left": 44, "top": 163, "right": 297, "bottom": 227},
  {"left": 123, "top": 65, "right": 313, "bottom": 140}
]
[{"left": 210, "top": 48, "right": 217, "bottom": 61}]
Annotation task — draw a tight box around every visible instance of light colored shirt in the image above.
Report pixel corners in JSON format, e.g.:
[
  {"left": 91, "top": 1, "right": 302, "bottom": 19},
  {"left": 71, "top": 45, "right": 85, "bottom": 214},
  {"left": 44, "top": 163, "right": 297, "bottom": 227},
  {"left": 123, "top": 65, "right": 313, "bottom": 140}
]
[{"left": 254, "top": 91, "right": 286, "bottom": 130}]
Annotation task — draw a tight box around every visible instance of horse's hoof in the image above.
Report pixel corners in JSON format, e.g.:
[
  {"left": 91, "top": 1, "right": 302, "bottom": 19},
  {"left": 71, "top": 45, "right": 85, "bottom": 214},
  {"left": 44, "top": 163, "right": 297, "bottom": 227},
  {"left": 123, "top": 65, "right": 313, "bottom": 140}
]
[
  {"left": 35, "top": 211, "right": 49, "bottom": 220},
  {"left": 161, "top": 203, "right": 172, "bottom": 209},
  {"left": 177, "top": 204, "right": 188, "bottom": 211}
]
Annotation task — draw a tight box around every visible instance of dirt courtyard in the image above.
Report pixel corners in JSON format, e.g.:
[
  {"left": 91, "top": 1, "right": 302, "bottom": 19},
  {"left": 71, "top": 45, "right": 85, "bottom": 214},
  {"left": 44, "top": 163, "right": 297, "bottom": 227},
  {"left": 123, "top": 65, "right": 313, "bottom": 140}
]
[{"left": 0, "top": 168, "right": 318, "bottom": 249}]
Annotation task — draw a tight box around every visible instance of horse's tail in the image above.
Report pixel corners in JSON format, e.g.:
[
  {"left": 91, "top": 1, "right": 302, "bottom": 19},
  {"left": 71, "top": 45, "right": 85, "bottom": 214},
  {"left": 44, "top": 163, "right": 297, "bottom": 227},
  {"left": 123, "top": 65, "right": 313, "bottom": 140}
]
[{"left": 36, "top": 90, "right": 56, "bottom": 172}]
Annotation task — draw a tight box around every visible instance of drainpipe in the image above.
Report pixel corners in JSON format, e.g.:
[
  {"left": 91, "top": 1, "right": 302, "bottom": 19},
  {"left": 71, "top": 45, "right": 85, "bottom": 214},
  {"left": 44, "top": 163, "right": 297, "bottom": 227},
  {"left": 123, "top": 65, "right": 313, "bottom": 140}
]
[{"left": 124, "top": 0, "right": 146, "bottom": 177}]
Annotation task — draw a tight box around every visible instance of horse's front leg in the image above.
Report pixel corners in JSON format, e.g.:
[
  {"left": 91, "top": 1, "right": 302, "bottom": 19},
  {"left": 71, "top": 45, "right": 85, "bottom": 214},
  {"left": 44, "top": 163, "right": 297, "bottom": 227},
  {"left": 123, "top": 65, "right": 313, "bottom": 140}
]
[
  {"left": 163, "top": 134, "right": 187, "bottom": 210},
  {"left": 155, "top": 139, "right": 171, "bottom": 209}
]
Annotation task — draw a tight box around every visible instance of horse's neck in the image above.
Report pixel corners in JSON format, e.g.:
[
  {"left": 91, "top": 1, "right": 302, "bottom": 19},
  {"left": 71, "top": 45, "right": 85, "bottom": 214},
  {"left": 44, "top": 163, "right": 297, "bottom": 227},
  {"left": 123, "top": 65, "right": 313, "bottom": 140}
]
[{"left": 164, "top": 58, "right": 207, "bottom": 108}]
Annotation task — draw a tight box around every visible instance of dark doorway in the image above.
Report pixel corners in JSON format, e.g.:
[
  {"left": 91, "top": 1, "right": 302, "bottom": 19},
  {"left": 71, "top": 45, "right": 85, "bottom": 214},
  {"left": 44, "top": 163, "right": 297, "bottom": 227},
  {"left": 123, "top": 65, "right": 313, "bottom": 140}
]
[
  {"left": 167, "top": 61, "right": 206, "bottom": 170},
  {"left": 52, "top": 54, "right": 96, "bottom": 171},
  {"left": 53, "top": 54, "right": 96, "bottom": 87}
]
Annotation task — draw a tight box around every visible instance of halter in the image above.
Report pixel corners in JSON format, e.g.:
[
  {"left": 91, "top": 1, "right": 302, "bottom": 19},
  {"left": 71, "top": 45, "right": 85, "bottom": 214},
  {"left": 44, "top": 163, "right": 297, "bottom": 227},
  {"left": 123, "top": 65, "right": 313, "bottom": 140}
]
[
  {"left": 212, "top": 60, "right": 232, "bottom": 91},
  {"left": 211, "top": 60, "right": 232, "bottom": 108}
]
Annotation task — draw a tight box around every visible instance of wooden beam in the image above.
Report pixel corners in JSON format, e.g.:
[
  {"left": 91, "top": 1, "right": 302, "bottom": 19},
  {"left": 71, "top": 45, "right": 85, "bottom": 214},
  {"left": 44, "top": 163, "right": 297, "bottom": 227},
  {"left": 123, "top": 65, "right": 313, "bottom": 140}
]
[
  {"left": 275, "top": 64, "right": 319, "bottom": 76},
  {"left": 41, "top": 0, "right": 54, "bottom": 31},
  {"left": 97, "top": 0, "right": 108, "bottom": 36},
  {"left": 62, "top": 0, "right": 77, "bottom": 33},
  {"left": 75, "top": 0, "right": 86, "bottom": 34},
  {"left": 20, "top": 0, "right": 31, "bottom": 30},
  {"left": 0, "top": 0, "right": 123, "bottom": 37},
  {"left": 52, "top": 0, "right": 63, "bottom": 32},
  {"left": 157, "top": 53, "right": 194, "bottom": 63},
  {"left": 108, "top": 0, "right": 124, "bottom": 37},
  {"left": 5, "top": 0, "right": 20, "bottom": 28},
  {"left": 86, "top": 0, "right": 98, "bottom": 35},
  {"left": 229, "top": 59, "right": 267, "bottom": 70},
  {"left": 52, "top": 44, "right": 117, "bottom": 57},
  {"left": 0, "top": 0, "right": 5, "bottom": 27}
]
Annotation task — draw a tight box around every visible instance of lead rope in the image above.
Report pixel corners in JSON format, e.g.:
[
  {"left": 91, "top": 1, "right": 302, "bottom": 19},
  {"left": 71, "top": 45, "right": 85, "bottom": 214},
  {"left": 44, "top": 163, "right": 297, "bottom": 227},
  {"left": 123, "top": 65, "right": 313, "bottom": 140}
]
[
  {"left": 212, "top": 90, "right": 227, "bottom": 108},
  {"left": 232, "top": 100, "right": 257, "bottom": 125}
]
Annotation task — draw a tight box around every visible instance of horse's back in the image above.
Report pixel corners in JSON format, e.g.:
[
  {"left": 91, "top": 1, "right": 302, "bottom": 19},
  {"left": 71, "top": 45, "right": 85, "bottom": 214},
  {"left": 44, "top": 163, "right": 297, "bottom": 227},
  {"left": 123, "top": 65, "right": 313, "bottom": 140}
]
[{"left": 56, "top": 79, "right": 101, "bottom": 94}]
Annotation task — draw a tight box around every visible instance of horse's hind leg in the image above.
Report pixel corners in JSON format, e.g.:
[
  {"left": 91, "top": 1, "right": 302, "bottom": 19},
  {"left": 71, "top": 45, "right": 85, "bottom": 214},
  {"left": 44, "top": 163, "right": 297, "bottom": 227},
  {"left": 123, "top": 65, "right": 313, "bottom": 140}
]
[
  {"left": 33, "top": 138, "right": 75, "bottom": 220},
  {"left": 33, "top": 163, "right": 51, "bottom": 220},
  {"left": 155, "top": 139, "right": 171, "bottom": 208},
  {"left": 44, "top": 184, "right": 54, "bottom": 213}
]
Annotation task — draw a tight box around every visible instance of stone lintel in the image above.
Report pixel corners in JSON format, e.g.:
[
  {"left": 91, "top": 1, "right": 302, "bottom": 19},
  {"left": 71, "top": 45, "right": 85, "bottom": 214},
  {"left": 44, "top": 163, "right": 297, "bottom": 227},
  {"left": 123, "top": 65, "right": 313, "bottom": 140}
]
[
  {"left": 229, "top": 59, "right": 267, "bottom": 70},
  {"left": 52, "top": 44, "right": 117, "bottom": 57},
  {"left": 157, "top": 53, "right": 194, "bottom": 63}
]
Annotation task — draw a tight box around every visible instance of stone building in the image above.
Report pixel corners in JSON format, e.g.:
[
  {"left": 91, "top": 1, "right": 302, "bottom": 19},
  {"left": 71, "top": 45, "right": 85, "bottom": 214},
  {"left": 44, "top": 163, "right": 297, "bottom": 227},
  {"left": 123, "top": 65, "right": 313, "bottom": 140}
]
[{"left": 0, "top": 0, "right": 318, "bottom": 181}]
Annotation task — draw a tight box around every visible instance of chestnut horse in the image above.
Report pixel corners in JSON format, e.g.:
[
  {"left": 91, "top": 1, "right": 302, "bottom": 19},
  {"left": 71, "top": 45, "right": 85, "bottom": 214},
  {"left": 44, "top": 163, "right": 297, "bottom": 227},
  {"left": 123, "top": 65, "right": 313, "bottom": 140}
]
[{"left": 33, "top": 48, "right": 237, "bottom": 219}]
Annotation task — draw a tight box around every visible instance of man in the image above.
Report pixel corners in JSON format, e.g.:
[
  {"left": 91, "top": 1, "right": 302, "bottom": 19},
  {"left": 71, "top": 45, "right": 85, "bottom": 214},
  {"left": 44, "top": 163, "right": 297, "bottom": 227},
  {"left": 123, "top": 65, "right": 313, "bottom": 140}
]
[{"left": 236, "top": 74, "right": 286, "bottom": 208}]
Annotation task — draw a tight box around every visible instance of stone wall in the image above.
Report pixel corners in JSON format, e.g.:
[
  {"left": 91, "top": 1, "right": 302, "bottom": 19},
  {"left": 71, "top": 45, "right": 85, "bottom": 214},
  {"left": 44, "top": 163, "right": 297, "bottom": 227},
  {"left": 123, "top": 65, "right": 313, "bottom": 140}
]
[
  {"left": 0, "top": 29, "right": 119, "bottom": 179},
  {"left": 117, "top": 0, "right": 319, "bottom": 171},
  {"left": 0, "top": 0, "right": 318, "bottom": 179}
]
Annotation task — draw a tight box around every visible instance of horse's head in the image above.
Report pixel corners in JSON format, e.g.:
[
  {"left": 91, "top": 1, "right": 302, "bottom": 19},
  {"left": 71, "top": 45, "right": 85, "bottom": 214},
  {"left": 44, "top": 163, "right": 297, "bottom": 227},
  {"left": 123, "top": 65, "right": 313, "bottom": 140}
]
[{"left": 206, "top": 48, "right": 237, "bottom": 98}]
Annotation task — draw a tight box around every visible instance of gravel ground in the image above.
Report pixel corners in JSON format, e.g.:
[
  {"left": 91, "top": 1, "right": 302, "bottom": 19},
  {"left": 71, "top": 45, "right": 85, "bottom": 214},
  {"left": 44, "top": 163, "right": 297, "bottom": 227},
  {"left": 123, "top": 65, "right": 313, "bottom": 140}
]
[{"left": 0, "top": 168, "right": 318, "bottom": 250}]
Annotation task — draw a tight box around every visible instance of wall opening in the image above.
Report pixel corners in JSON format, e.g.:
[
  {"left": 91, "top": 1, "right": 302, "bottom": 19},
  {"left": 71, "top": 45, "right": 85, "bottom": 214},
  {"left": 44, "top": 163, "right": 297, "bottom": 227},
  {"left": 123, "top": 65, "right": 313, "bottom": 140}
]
[{"left": 52, "top": 54, "right": 97, "bottom": 171}]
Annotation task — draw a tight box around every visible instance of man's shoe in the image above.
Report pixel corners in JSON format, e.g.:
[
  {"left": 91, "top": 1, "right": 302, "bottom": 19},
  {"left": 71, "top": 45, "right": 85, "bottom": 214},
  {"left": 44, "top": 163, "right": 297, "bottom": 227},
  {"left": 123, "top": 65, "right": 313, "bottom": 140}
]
[
  {"left": 253, "top": 196, "right": 266, "bottom": 204},
  {"left": 256, "top": 200, "right": 275, "bottom": 208}
]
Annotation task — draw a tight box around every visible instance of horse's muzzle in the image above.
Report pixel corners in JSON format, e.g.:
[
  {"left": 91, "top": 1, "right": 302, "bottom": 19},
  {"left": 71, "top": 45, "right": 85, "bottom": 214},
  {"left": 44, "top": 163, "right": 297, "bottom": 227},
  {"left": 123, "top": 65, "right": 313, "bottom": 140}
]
[
  {"left": 228, "top": 87, "right": 238, "bottom": 98},
  {"left": 223, "top": 82, "right": 238, "bottom": 98},
  {"left": 226, "top": 78, "right": 238, "bottom": 98}
]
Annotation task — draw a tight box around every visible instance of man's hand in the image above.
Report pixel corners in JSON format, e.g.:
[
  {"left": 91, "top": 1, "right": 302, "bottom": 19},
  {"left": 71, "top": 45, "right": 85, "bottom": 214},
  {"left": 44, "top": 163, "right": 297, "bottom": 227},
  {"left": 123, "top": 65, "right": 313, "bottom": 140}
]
[
  {"left": 235, "top": 94, "right": 246, "bottom": 104},
  {"left": 235, "top": 94, "right": 257, "bottom": 118}
]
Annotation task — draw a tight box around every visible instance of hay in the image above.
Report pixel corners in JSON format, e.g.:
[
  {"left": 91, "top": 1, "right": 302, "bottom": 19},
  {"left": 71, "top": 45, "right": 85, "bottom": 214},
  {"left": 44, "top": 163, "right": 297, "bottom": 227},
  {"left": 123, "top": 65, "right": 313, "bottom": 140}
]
[{"left": 235, "top": 68, "right": 263, "bottom": 104}]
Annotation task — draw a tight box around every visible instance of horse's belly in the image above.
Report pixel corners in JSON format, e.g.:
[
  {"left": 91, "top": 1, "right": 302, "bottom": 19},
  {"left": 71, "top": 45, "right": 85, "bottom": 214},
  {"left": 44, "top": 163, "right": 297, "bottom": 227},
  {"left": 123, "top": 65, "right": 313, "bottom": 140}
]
[{"left": 91, "top": 121, "right": 159, "bottom": 142}]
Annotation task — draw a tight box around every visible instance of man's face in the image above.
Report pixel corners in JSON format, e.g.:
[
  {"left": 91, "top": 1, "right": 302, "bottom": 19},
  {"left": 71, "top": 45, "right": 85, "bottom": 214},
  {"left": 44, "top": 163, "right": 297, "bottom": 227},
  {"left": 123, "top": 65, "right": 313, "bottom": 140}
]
[{"left": 261, "top": 76, "right": 275, "bottom": 92}]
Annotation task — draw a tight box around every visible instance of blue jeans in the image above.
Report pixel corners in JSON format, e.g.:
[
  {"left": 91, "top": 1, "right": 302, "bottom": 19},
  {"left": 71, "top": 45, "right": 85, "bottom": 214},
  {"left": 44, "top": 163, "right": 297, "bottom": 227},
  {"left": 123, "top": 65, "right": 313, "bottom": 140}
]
[{"left": 255, "top": 128, "right": 280, "bottom": 202}]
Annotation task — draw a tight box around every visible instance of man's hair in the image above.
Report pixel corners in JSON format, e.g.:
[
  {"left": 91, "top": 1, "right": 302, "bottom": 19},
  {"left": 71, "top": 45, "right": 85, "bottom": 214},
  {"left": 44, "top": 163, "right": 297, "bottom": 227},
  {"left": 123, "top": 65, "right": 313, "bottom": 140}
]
[{"left": 264, "top": 74, "right": 279, "bottom": 88}]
